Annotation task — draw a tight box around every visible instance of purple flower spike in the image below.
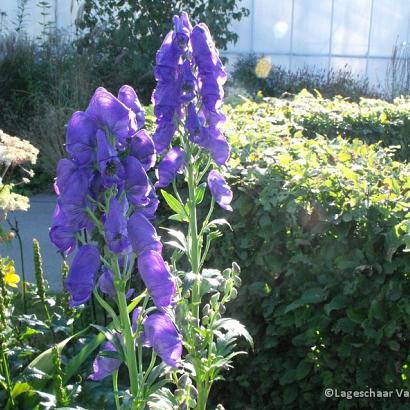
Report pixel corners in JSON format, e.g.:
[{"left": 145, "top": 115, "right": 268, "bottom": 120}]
[
  {"left": 128, "top": 213, "right": 162, "bottom": 256},
  {"left": 143, "top": 312, "right": 182, "bottom": 368},
  {"left": 155, "top": 147, "right": 186, "bottom": 188},
  {"left": 66, "top": 111, "right": 98, "bottom": 166},
  {"left": 89, "top": 342, "right": 121, "bottom": 381},
  {"left": 66, "top": 244, "right": 100, "bottom": 306},
  {"left": 104, "top": 198, "right": 131, "bottom": 254},
  {"left": 49, "top": 205, "right": 77, "bottom": 255},
  {"left": 97, "top": 131, "right": 125, "bottom": 188},
  {"left": 138, "top": 250, "right": 176, "bottom": 308},
  {"left": 207, "top": 170, "right": 233, "bottom": 211},
  {"left": 124, "top": 156, "right": 150, "bottom": 206},
  {"left": 86, "top": 87, "right": 137, "bottom": 147},
  {"left": 129, "top": 129, "right": 156, "bottom": 171},
  {"left": 118, "top": 85, "right": 145, "bottom": 129}
]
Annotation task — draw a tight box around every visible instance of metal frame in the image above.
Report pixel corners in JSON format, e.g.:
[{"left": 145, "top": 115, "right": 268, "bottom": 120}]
[{"left": 221, "top": 0, "right": 410, "bottom": 74}]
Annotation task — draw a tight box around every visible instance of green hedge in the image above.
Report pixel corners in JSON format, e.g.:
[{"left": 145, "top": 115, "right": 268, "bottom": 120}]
[
  {"left": 224, "top": 90, "right": 410, "bottom": 161},
  {"left": 209, "top": 99, "right": 410, "bottom": 409}
]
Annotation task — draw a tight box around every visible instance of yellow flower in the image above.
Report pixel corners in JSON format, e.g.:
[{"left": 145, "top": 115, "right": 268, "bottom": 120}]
[{"left": 3, "top": 261, "right": 20, "bottom": 288}]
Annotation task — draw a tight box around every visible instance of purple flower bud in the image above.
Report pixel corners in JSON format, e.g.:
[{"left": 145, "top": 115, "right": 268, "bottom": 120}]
[
  {"left": 66, "top": 111, "right": 98, "bottom": 166},
  {"left": 128, "top": 213, "right": 162, "bottom": 255},
  {"left": 138, "top": 250, "right": 176, "bottom": 308},
  {"left": 66, "top": 244, "right": 100, "bottom": 306},
  {"left": 124, "top": 156, "right": 150, "bottom": 206},
  {"left": 118, "top": 85, "right": 145, "bottom": 129},
  {"left": 155, "top": 147, "right": 186, "bottom": 188},
  {"left": 104, "top": 198, "right": 131, "bottom": 254},
  {"left": 89, "top": 342, "right": 121, "bottom": 381},
  {"left": 129, "top": 129, "right": 156, "bottom": 171},
  {"left": 180, "top": 60, "right": 197, "bottom": 102},
  {"left": 172, "top": 11, "right": 192, "bottom": 51},
  {"left": 49, "top": 205, "right": 77, "bottom": 255},
  {"left": 207, "top": 170, "right": 233, "bottom": 211},
  {"left": 143, "top": 311, "right": 182, "bottom": 368},
  {"left": 86, "top": 87, "right": 137, "bottom": 147},
  {"left": 98, "top": 267, "right": 116, "bottom": 298},
  {"left": 96, "top": 130, "right": 125, "bottom": 188}
]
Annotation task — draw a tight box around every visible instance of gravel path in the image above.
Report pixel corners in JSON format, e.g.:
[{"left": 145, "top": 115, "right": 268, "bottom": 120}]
[{"left": 1, "top": 194, "right": 64, "bottom": 291}]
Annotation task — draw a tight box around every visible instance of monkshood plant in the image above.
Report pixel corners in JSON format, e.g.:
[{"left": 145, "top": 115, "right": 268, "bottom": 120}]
[
  {"left": 150, "top": 12, "right": 252, "bottom": 409},
  {"left": 50, "top": 85, "right": 182, "bottom": 409}
]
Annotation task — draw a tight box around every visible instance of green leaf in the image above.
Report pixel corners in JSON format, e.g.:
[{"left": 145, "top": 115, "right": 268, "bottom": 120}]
[
  {"left": 161, "top": 190, "right": 188, "bottom": 222},
  {"left": 27, "top": 327, "right": 88, "bottom": 375},
  {"left": 295, "top": 360, "right": 312, "bottom": 380},
  {"left": 208, "top": 218, "right": 233, "bottom": 231},
  {"left": 214, "top": 318, "right": 253, "bottom": 348}
]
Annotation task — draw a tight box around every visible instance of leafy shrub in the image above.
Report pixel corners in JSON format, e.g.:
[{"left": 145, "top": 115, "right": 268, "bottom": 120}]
[
  {"left": 224, "top": 91, "right": 410, "bottom": 161},
  {"left": 207, "top": 102, "right": 410, "bottom": 409},
  {"left": 230, "top": 53, "right": 381, "bottom": 101}
]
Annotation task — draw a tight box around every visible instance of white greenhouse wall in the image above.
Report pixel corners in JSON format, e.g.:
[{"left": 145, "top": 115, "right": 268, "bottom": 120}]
[{"left": 0, "top": 0, "right": 409, "bottom": 87}]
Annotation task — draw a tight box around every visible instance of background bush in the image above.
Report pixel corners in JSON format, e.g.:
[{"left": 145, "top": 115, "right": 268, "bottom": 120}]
[
  {"left": 230, "top": 53, "right": 381, "bottom": 101},
  {"left": 205, "top": 100, "right": 410, "bottom": 409}
]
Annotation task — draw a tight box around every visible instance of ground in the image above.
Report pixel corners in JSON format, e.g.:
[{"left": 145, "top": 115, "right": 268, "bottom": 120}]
[{"left": 3, "top": 194, "right": 63, "bottom": 291}]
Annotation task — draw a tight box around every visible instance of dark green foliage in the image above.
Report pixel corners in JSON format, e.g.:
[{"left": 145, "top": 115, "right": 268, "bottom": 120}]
[
  {"left": 76, "top": 0, "right": 249, "bottom": 102},
  {"left": 207, "top": 100, "right": 410, "bottom": 409},
  {"left": 230, "top": 53, "right": 381, "bottom": 101}
]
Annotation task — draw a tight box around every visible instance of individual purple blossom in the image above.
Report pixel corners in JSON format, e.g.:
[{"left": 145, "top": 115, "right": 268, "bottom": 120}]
[
  {"left": 143, "top": 312, "right": 182, "bottom": 368},
  {"left": 104, "top": 198, "right": 131, "bottom": 254},
  {"left": 99, "top": 266, "right": 134, "bottom": 299},
  {"left": 96, "top": 130, "right": 125, "bottom": 188},
  {"left": 134, "top": 183, "right": 159, "bottom": 221},
  {"left": 197, "top": 128, "right": 230, "bottom": 166},
  {"left": 89, "top": 342, "right": 121, "bottom": 381},
  {"left": 124, "top": 156, "right": 150, "bottom": 206},
  {"left": 129, "top": 129, "right": 156, "bottom": 171},
  {"left": 207, "top": 170, "right": 233, "bottom": 211},
  {"left": 66, "top": 111, "right": 98, "bottom": 166},
  {"left": 86, "top": 87, "right": 137, "bottom": 149},
  {"left": 152, "top": 121, "right": 177, "bottom": 154},
  {"left": 118, "top": 85, "right": 145, "bottom": 129},
  {"left": 66, "top": 244, "right": 100, "bottom": 306},
  {"left": 138, "top": 250, "right": 176, "bottom": 308},
  {"left": 56, "top": 162, "right": 93, "bottom": 230},
  {"left": 155, "top": 147, "right": 186, "bottom": 188},
  {"left": 49, "top": 205, "right": 77, "bottom": 255},
  {"left": 128, "top": 213, "right": 162, "bottom": 255}
]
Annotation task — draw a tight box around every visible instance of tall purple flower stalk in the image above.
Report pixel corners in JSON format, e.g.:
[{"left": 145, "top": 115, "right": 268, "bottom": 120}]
[{"left": 49, "top": 86, "right": 182, "bottom": 400}]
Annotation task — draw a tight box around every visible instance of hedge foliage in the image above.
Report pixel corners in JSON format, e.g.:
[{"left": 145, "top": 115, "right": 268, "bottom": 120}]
[
  {"left": 225, "top": 90, "right": 410, "bottom": 161},
  {"left": 208, "top": 96, "right": 410, "bottom": 409}
]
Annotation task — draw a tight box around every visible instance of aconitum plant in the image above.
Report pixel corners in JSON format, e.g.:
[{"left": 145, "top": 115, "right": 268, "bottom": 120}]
[
  {"left": 50, "top": 11, "right": 250, "bottom": 410},
  {"left": 151, "top": 11, "right": 252, "bottom": 410},
  {"left": 50, "top": 86, "right": 182, "bottom": 408}
]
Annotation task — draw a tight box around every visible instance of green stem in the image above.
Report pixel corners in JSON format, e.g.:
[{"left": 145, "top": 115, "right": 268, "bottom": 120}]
[
  {"left": 187, "top": 147, "right": 201, "bottom": 320},
  {"left": 116, "top": 288, "right": 139, "bottom": 404},
  {"left": 1, "top": 349, "right": 14, "bottom": 408},
  {"left": 112, "top": 369, "right": 121, "bottom": 410}
]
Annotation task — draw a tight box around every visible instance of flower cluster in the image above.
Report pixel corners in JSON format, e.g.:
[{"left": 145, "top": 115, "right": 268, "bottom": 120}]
[
  {"left": 0, "top": 130, "right": 38, "bottom": 216},
  {"left": 50, "top": 86, "right": 181, "bottom": 372},
  {"left": 152, "top": 12, "right": 233, "bottom": 209}
]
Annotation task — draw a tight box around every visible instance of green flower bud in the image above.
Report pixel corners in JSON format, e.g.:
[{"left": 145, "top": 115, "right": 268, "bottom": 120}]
[
  {"left": 219, "top": 304, "right": 226, "bottom": 314},
  {"left": 222, "top": 268, "right": 231, "bottom": 279},
  {"left": 202, "top": 303, "right": 210, "bottom": 316},
  {"left": 202, "top": 315, "right": 209, "bottom": 325},
  {"left": 232, "top": 262, "right": 241, "bottom": 275}
]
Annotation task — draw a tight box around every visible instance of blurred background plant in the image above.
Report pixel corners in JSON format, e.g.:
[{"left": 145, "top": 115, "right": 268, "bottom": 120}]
[{"left": 386, "top": 41, "right": 410, "bottom": 100}]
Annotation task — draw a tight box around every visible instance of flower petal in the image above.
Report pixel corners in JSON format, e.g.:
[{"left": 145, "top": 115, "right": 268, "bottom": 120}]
[{"left": 207, "top": 170, "right": 233, "bottom": 211}]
